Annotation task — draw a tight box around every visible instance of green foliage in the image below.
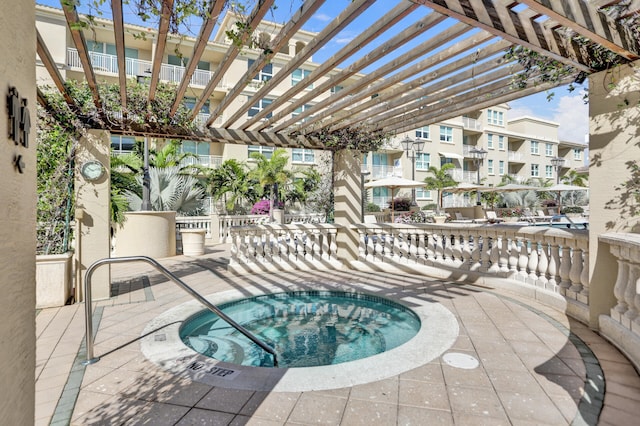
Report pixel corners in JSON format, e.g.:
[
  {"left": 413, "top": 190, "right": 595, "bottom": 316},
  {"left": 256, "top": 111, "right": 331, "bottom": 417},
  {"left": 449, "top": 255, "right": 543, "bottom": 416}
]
[
  {"left": 423, "top": 163, "right": 458, "bottom": 211},
  {"left": 561, "top": 206, "right": 584, "bottom": 214},
  {"left": 250, "top": 148, "right": 292, "bottom": 216},
  {"left": 365, "top": 202, "right": 381, "bottom": 213},
  {"left": 204, "top": 159, "right": 259, "bottom": 213},
  {"left": 302, "top": 126, "right": 390, "bottom": 153},
  {"left": 389, "top": 197, "right": 412, "bottom": 211},
  {"left": 286, "top": 167, "right": 321, "bottom": 205}
]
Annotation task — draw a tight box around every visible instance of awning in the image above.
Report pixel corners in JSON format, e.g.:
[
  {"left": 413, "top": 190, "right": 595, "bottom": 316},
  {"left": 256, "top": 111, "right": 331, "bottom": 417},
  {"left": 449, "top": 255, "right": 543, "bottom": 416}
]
[{"left": 438, "top": 151, "right": 464, "bottom": 159}]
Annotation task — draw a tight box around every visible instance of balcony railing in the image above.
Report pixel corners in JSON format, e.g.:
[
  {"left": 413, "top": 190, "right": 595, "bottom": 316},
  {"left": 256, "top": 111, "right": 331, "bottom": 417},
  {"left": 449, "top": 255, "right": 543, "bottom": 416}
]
[
  {"left": 67, "top": 48, "right": 228, "bottom": 89},
  {"left": 370, "top": 165, "right": 401, "bottom": 179},
  {"left": 508, "top": 151, "right": 525, "bottom": 162},
  {"left": 447, "top": 168, "right": 476, "bottom": 183},
  {"left": 180, "top": 155, "right": 223, "bottom": 169},
  {"left": 462, "top": 117, "right": 482, "bottom": 131}
]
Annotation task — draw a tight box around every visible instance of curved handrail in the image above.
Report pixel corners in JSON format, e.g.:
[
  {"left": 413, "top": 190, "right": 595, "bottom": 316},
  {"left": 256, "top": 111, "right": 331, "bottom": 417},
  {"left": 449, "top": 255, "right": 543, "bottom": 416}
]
[{"left": 83, "top": 256, "right": 278, "bottom": 366}]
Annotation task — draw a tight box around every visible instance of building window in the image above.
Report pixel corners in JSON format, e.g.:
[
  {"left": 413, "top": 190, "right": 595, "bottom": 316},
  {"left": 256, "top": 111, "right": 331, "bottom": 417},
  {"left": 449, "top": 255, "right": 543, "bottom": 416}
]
[
  {"left": 185, "top": 97, "right": 210, "bottom": 114},
  {"left": 487, "top": 109, "right": 504, "bottom": 126},
  {"left": 499, "top": 160, "right": 505, "bottom": 175},
  {"left": 531, "top": 163, "right": 539, "bottom": 177},
  {"left": 168, "top": 54, "right": 208, "bottom": 70},
  {"left": 487, "top": 134, "right": 494, "bottom": 149},
  {"left": 248, "top": 145, "right": 274, "bottom": 159},
  {"left": 439, "top": 126, "right": 453, "bottom": 143},
  {"left": 247, "top": 97, "right": 273, "bottom": 118},
  {"left": 181, "top": 140, "right": 210, "bottom": 156},
  {"left": 291, "top": 68, "right": 313, "bottom": 88},
  {"left": 488, "top": 159, "right": 494, "bottom": 175},
  {"left": 292, "top": 148, "right": 314, "bottom": 163},
  {"left": 530, "top": 140, "right": 539, "bottom": 155},
  {"left": 498, "top": 135, "right": 505, "bottom": 150},
  {"left": 545, "top": 143, "right": 553, "bottom": 156},
  {"left": 415, "top": 153, "right": 430, "bottom": 170},
  {"left": 416, "top": 188, "right": 431, "bottom": 200},
  {"left": 248, "top": 59, "right": 273, "bottom": 81},
  {"left": 331, "top": 85, "right": 343, "bottom": 94},
  {"left": 415, "top": 126, "right": 430, "bottom": 139},
  {"left": 545, "top": 165, "right": 553, "bottom": 178},
  {"left": 574, "top": 148, "right": 582, "bottom": 160},
  {"left": 292, "top": 104, "right": 312, "bottom": 122},
  {"left": 111, "top": 135, "right": 136, "bottom": 153}
]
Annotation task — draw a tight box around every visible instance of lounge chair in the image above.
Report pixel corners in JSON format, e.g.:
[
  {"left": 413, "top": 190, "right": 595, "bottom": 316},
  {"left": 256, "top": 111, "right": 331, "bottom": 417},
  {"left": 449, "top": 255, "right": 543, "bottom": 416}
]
[
  {"left": 451, "top": 212, "right": 474, "bottom": 223},
  {"left": 536, "top": 210, "right": 554, "bottom": 221},
  {"left": 485, "top": 211, "right": 504, "bottom": 223},
  {"left": 363, "top": 215, "right": 377, "bottom": 224}
]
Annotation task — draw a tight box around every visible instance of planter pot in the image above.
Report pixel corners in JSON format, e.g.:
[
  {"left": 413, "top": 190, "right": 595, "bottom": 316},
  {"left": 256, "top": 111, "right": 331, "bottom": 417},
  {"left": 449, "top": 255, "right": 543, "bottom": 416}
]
[
  {"left": 503, "top": 217, "right": 520, "bottom": 222},
  {"left": 181, "top": 229, "right": 206, "bottom": 256},
  {"left": 565, "top": 213, "right": 583, "bottom": 219},
  {"left": 433, "top": 215, "right": 447, "bottom": 224},
  {"left": 115, "top": 211, "right": 176, "bottom": 258},
  {"left": 36, "top": 252, "right": 73, "bottom": 308}
]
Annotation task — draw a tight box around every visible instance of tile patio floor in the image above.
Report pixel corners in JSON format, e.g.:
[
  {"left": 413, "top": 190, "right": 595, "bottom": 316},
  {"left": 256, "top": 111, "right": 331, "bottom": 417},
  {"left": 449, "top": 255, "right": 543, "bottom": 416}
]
[{"left": 36, "top": 244, "right": 640, "bottom": 425}]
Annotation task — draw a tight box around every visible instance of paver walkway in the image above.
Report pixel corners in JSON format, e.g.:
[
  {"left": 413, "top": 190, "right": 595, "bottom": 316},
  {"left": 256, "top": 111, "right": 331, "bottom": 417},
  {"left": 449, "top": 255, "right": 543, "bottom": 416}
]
[{"left": 36, "top": 244, "right": 640, "bottom": 425}]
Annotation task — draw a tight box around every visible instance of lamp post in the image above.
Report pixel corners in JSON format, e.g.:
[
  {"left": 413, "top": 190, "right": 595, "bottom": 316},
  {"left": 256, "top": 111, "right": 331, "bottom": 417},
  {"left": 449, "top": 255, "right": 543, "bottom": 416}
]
[
  {"left": 401, "top": 135, "right": 425, "bottom": 205},
  {"left": 469, "top": 147, "right": 488, "bottom": 205}
]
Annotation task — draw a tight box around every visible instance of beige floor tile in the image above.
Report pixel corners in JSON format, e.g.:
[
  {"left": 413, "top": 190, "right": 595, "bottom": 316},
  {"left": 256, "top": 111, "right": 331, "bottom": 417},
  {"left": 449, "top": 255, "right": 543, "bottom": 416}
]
[
  {"left": 487, "top": 370, "right": 544, "bottom": 394},
  {"left": 534, "top": 374, "right": 585, "bottom": 401},
  {"left": 340, "top": 399, "right": 397, "bottom": 425},
  {"left": 397, "top": 406, "right": 453, "bottom": 425},
  {"left": 71, "top": 390, "right": 117, "bottom": 421},
  {"left": 127, "top": 375, "right": 213, "bottom": 407},
  {"left": 441, "top": 363, "right": 492, "bottom": 388},
  {"left": 598, "top": 405, "right": 639, "bottom": 426},
  {"left": 196, "top": 387, "right": 256, "bottom": 413},
  {"left": 399, "top": 379, "right": 450, "bottom": 410},
  {"left": 447, "top": 385, "right": 507, "bottom": 418},
  {"left": 452, "top": 412, "right": 509, "bottom": 425},
  {"left": 82, "top": 368, "right": 142, "bottom": 395},
  {"left": 125, "top": 401, "right": 191, "bottom": 425},
  {"left": 240, "top": 391, "right": 300, "bottom": 421},
  {"left": 349, "top": 376, "right": 398, "bottom": 404},
  {"left": 550, "top": 393, "right": 580, "bottom": 423},
  {"left": 497, "top": 390, "right": 566, "bottom": 424},
  {"left": 287, "top": 393, "right": 347, "bottom": 425},
  {"left": 231, "top": 414, "right": 284, "bottom": 425},
  {"left": 400, "top": 362, "right": 444, "bottom": 383}
]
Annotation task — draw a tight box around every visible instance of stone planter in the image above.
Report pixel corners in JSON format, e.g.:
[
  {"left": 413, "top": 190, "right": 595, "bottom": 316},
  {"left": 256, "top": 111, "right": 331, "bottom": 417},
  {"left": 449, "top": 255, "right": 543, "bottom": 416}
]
[
  {"left": 115, "top": 211, "right": 176, "bottom": 258},
  {"left": 36, "top": 252, "right": 73, "bottom": 308},
  {"left": 181, "top": 229, "right": 206, "bottom": 256},
  {"left": 433, "top": 215, "right": 447, "bottom": 224}
]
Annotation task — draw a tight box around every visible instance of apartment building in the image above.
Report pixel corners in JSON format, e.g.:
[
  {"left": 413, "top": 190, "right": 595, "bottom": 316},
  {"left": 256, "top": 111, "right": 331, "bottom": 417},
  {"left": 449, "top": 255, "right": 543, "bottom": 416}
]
[{"left": 35, "top": 4, "right": 586, "bottom": 210}]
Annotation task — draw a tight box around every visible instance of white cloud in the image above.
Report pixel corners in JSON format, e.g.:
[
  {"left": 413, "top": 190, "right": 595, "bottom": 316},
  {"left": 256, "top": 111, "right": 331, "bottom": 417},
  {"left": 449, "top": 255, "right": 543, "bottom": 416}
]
[
  {"left": 552, "top": 91, "right": 589, "bottom": 143},
  {"left": 313, "top": 13, "right": 332, "bottom": 22},
  {"left": 508, "top": 105, "right": 536, "bottom": 120}
]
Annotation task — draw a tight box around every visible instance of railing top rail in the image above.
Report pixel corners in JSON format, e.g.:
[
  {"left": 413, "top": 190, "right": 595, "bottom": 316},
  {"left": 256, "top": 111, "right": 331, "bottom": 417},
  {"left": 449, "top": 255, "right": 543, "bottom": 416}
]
[
  {"left": 83, "top": 256, "right": 278, "bottom": 366},
  {"left": 600, "top": 232, "right": 640, "bottom": 248},
  {"left": 232, "top": 223, "right": 342, "bottom": 232}
]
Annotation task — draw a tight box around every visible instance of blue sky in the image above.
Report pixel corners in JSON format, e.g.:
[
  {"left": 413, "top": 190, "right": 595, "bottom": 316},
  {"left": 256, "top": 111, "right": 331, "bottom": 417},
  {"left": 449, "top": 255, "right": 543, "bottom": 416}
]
[{"left": 37, "top": 0, "right": 589, "bottom": 143}]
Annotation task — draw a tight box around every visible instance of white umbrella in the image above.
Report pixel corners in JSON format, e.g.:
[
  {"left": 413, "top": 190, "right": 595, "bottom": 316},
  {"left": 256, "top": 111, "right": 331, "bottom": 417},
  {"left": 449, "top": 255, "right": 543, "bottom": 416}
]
[
  {"left": 364, "top": 176, "right": 425, "bottom": 221},
  {"left": 536, "top": 183, "right": 588, "bottom": 212}
]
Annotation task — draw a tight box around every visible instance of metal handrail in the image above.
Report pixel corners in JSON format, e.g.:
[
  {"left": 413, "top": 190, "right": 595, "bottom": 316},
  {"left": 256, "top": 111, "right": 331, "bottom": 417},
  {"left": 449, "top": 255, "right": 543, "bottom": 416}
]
[{"left": 83, "top": 256, "right": 278, "bottom": 366}]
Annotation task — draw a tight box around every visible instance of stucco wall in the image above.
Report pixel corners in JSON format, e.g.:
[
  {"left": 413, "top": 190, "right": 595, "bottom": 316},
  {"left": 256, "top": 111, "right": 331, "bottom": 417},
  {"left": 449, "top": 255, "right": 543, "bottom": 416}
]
[
  {"left": 589, "top": 60, "right": 640, "bottom": 327},
  {"left": 0, "top": 1, "right": 36, "bottom": 424}
]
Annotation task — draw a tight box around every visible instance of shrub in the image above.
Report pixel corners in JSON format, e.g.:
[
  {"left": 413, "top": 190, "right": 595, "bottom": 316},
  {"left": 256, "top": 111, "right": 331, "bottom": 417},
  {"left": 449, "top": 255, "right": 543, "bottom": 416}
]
[
  {"left": 365, "top": 202, "right": 381, "bottom": 212},
  {"left": 394, "top": 210, "right": 429, "bottom": 224},
  {"left": 421, "top": 203, "right": 438, "bottom": 211},
  {"left": 250, "top": 199, "right": 283, "bottom": 214},
  {"left": 561, "top": 206, "right": 584, "bottom": 214},
  {"left": 389, "top": 197, "right": 412, "bottom": 211},
  {"left": 497, "top": 208, "right": 524, "bottom": 218}
]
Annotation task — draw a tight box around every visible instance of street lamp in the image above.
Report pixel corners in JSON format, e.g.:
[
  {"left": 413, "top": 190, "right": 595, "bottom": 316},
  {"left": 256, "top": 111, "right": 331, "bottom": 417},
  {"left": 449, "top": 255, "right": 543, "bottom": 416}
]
[
  {"left": 469, "top": 147, "right": 488, "bottom": 205},
  {"left": 401, "top": 135, "right": 425, "bottom": 205},
  {"left": 551, "top": 156, "right": 565, "bottom": 184}
]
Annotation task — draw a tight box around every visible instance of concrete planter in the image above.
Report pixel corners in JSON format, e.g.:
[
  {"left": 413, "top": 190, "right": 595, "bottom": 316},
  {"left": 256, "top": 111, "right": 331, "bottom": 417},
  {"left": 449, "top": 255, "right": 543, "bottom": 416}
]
[
  {"left": 115, "top": 211, "right": 176, "bottom": 258},
  {"left": 36, "top": 252, "right": 73, "bottom": 308},
  {"left": 180, "top": 229, "right": 206, "bottom": 256},
  {"left": 433, "top": 215, "right": 447, "bottom": 224}
]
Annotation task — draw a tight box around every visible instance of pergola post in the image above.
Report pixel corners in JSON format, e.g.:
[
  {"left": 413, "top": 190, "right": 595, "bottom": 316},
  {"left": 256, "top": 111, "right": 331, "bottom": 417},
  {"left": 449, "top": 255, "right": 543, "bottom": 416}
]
[
  {"left": 333, "top": 149, "right": 363, "bottom": 266},
  {"left": 588, "top": 60, "right": 640, "bottom": 328}
]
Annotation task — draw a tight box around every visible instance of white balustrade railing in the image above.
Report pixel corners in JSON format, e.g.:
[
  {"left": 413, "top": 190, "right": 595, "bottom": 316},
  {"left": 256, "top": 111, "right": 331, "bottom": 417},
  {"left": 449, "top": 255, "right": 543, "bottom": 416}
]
[
  {"left": 351, "top": 223, "right": 589, "bottom": 302},
  {"left": 599, "top": 232, "right": 640, "bottom": 370},
  {"left": 229, "top": 224, "right": 341, "bottom": 267},
  {"left": 284, "top": 213, "right": 326, "bottom": 224},
  {"left": 176, "top": 216, "right": 211, "bottom": 238},
  {"left": 219, "top": 213, "right": 327, "bottom": 243}
]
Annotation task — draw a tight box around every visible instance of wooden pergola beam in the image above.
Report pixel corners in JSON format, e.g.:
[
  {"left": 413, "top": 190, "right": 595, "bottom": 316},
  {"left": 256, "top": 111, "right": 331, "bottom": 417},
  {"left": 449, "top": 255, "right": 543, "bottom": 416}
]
[
  {"left": 36, "top": 29, "right": 76, "bottom": 107},
  {"left": 148, "top": 0, "right": 174, "bottom": 102},
  {"left": 241, "top": 0, "right": 419, "bottom": 130},
  {"left": 412, "top": 0, "right": 593, "bottom": 72},
  {"left": 111, "top": 0, "right": 128, "bottom": 114},
  {"left": 169, "top": 0, "right": 227, "bottom": 117},
  {"left": 517, "top": 0, "right": 639, "bottom": 60},
  {"left": 187, "top": 0, "right": 275, "bottom": 120},
  {"left": 206, "top": 0, "right": 326, "bottom": 126},
  {"left": 60, "top": 1, "right": 102, "bottom": 112},
  {"left": 219, "top": 0, "right": 376, "bottom": 128}
]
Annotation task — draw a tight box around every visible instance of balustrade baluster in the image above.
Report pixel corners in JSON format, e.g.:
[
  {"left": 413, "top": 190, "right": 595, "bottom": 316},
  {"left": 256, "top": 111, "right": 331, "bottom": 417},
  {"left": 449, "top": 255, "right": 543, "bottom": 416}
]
[
  {"left": 471, "top": 233, "right": 481, "bottom": 271},
  {"left": 480, "top": 235, "right": 491, "bottom": 272},
  {"left": 425, "top": 232, "right": 435, "bottom": 265},
  {"left": 579, "top": 245, "right": 590, "bottom": 300},
  {"left": 434, "top": 232, "right": 445, "bottom": 264},
  {"left": 287, "top": 231, "right": 296, "bottom": 262},
  {"left": 623, "top": 263, "right": 639, "bottom": 322},
  {"left": 329, "top": 229, "right": 338, "bottom": 261},
  {"left": 443, "top": 233, "right": 454, "bottom": 266},
  {"left": 417, "top": 231, "right": 426, "bottom": 265},
  {"left": 548, "top": 242, "right": 560, "bottom": 292},
  {"left": 508, "top": 238, "right": 519, "bottom": 276},
  {"left": 537, "top": 241, "right": 549, "bottom": 289},
  {"left": 499, "top": 235, "right": 509, "bottom": 273},
  {"left": 611, "top": 246, "right": 629, "bottom": 319},
  {"left": 559, "top": 241, "right": 572, "bottom": 293},
  {"left": 517, "top": 238, "right": 529, "bottom": 281},
  {"left": 527, "top": 242, "right": 539, "bottom": 284},
  {"left": 489, "top": 236, "right": 500, "bottom": 274},
  {"left": 569, "top": 246, "right": 584, "bottom": 295},
  {"left": 321, "top": 229, "right": 330, "bottom": 261},
  {"left": 460, "top": 233, "right": 472, "bottom": 270},
  {"left": 452, "top": 234, "right": 463, "bottom": 267},
  {"left": 310, "top": 231, "right": 318, "bottom": 261},
  {"left": 409, "top": 233, "right": 418, "bottom": 263}
]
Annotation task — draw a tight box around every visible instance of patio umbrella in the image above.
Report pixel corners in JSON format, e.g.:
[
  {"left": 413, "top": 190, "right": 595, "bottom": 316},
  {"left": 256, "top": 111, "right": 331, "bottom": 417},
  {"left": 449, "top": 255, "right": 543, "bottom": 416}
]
[
  {"left": 536, "top": 183, "right": 588, "bottom": 212},
  {"left": 364, "top": 176, "right": 425, "bottom": 221}
]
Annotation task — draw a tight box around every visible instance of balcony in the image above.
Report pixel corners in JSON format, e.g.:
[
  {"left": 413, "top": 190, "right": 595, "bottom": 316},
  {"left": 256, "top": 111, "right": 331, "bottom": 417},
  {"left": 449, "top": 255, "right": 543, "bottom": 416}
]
[
  {"left": 508, "top": 150, "right": 525, "bottom": 163},
  {"left": 447, "top": 168, "right": 476, "bottom": 183},
  {"left": 66, "top": 48, "right": 228, "bottom": 89},
  {"left": 180, "top": 154, "right": 223, "bottom": 169},
  {"left": 370, "top": 164, "right": 402, "bottom": 179},
  {"left": 461, "top": 116, "right": 482, "bottom": 132}
]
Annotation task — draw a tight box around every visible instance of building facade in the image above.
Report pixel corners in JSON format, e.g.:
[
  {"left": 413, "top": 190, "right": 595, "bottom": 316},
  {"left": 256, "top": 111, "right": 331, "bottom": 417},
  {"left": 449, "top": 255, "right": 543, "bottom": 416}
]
[{"left": 36, "top": 4, "right": 587, "bottom": 211}]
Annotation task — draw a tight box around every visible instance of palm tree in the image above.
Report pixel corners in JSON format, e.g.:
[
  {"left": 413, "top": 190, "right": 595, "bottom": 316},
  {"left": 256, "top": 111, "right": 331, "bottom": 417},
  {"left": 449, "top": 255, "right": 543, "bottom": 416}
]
[
  {"left": 423, "top": 163, "right": 458, "bottom": 212},
  {"left": 205, "top": 159, "right": 258, "bottom": 214},
  {"left": 250, "top": 148, "right": 292, "bottom": 221},
  {"left": 561, "top": 169, "right": 589, "bottom": 206}
]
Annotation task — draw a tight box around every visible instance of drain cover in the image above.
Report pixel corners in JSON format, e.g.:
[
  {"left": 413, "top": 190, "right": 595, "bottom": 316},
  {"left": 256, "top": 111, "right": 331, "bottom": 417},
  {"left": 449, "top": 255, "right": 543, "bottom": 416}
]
[{"left": 442, "top": 352, "right": 479, "bottom": 369}]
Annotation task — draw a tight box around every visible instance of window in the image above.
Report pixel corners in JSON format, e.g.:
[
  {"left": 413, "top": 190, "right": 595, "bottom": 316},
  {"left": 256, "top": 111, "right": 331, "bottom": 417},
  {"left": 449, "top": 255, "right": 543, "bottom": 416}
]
[
  {"left": 530, "top": 140, "right": 539, "bottom": 155},
  {"left": 531, "top": 163, "right": 539, "bottom": 177},
  {"left": 545, "top": 165, "right": 553, "bottom": 178},
  {"left": 185, "top": 97, "right": 210, "bottom": 114},
  {"left": 331, "top": 85, "right": 343, "bottom": 94},
  {"left": 545, "top": 143, "right": 553, "bottom": 156},
  {"left": 415, "top": 153, "right": 430, "bottom": 170},
  {"left": 499, "top": 160, "right": 505, "bottom": 175},
  {"left": 248, "top": 145, "right": 274, "bottom": 159},
  {"left": 110, "top": 135, "right": 136, "bottom": 153},
  {"left": 415, "top": 126, "right": 430, "bottom": 139},
  {"left": 292, "top": 104, "right": 312, "bottom": 122},
  {"left": 89, "top": 42, "right": 138, "bottom": 59},
  {"left": 487, "top": 134, "right": 494, "bottom": 149},
  {"left": 248, "top": 97, "right": 273, "bottom": 118},
  {"left": 416, "top": 188, "right": 431, "bottom": 200},
  {"left": 181, "top": 140, "right": 210, "bottom": 156},
  {"left": 292, "top": 148, "right": 314, "bottom": 163},
  {"left": 168, "top": 54, "right": 208, "bottom": 70},
  {"left": 487, "top": 109, "right": 504, "bottom": 126},
  {"left": 488, "top": 159, "right": 494, "bottom": 175},
  {"left": 247, "top": 59, "right": 273, "bottom": 81},
  {"left": 439, "top": 126, "right": 453, "bottom": 143},
  {"left": 291, "top": 68, "right": 313, "bottom": 88},
  {"left": 574, "top": 148, "right": 582, "bottom": 160},
  {"left": 498, "top": 135, "right": 505, "bottom": 150}
]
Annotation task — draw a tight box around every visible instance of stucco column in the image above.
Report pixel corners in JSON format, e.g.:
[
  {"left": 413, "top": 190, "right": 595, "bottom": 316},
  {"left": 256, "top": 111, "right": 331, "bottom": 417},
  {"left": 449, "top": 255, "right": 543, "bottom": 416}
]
[
  {"left": 75, "top": 129, "right": 111, "bottom": 301},
  {"left": 589, "top": 60, "right": 640, "bottom": 328},
  {"left": 333, "top": 150, "right": 362, "bottom": 266}
]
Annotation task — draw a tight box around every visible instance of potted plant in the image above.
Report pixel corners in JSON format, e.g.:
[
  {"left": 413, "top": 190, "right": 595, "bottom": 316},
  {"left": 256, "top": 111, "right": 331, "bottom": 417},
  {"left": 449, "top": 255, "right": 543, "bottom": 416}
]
[{"left": 561, "top": 206, "right": 584, "bottom": 218}]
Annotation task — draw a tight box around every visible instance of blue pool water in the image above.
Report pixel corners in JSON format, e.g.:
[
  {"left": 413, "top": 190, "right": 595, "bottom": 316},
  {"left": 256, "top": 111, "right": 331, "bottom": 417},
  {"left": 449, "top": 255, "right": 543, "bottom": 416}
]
[{"left": 180, "top": 291, "right": 421, "bottom": 368}]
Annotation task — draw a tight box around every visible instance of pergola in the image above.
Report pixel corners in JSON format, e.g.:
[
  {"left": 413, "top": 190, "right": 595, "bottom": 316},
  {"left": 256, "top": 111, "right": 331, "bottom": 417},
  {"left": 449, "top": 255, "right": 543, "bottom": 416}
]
[{"left": 37, "top": 0, "right": 640, "bottom": 149}]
